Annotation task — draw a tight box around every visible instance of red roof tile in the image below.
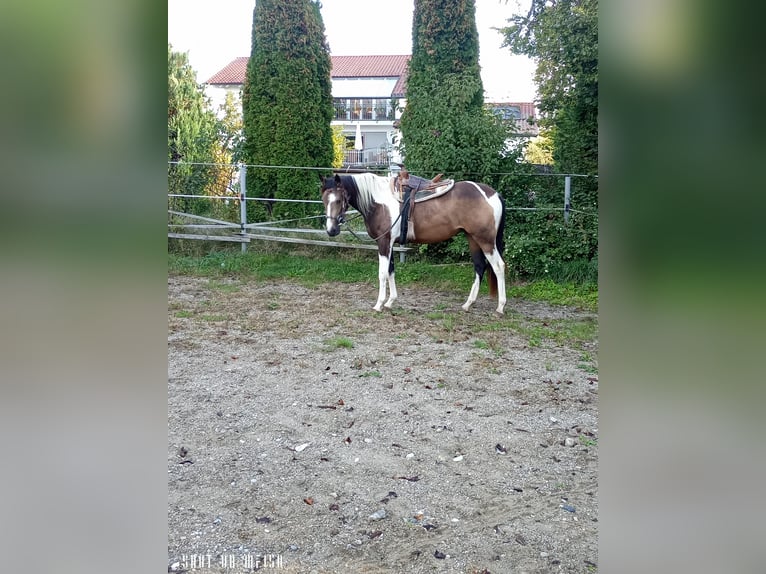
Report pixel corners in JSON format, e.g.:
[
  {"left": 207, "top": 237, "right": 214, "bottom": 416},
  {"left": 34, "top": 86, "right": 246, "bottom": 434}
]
[
  {"left": 330, "top": 55, "right": 410, "bottom": 78},
  {"left": 205, "top": 57, "right": 249, "bottom": 85},
  {"left": 205, "top": 55, "right": 410, "bottom": 89}
]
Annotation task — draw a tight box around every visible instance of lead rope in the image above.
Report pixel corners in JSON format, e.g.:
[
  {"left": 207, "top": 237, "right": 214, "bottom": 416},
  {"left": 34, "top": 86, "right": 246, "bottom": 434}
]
[{"left": 340, "top": 211, "right": 403, "bottom": 243}]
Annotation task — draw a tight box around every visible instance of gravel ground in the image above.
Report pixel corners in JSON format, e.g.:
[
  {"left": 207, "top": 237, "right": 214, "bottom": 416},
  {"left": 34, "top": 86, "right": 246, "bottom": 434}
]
[{"left": 168, "top": 274, "right": 598, "bottom": 573}]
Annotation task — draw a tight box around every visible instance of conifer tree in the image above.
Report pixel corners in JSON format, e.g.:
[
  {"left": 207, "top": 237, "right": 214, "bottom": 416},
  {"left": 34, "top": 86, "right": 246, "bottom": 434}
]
[
  {"left": 400, "top": 0, "right": 507, "bottom": 181},
  {"left": 242, "top": 0, "right": 334, "bottom": 222}
]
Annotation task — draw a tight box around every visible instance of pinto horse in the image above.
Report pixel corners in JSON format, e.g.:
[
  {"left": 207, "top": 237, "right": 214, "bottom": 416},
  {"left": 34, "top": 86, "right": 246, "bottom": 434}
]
[{"left": 321, "top": 172, "right": 507, "bottom": 313}]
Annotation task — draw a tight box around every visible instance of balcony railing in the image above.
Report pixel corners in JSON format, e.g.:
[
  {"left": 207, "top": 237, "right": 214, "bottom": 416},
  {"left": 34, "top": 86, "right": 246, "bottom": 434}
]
[
  {"left": 333, "top": 98, "right": 397, "bottom": 122},
  {"left": 342, "top": 146, "right": 391, "bottom": 167}
]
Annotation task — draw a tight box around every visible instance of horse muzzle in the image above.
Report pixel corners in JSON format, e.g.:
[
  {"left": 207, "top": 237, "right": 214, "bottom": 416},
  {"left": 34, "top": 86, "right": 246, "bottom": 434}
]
[{"left": 325, "top": 214, "right": 344, "bottom": 236}]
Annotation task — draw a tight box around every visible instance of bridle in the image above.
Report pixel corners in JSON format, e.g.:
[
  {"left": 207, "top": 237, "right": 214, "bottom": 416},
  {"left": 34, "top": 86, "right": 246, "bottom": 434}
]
[{"left": 323, "top": 187, "right": 349, "bottom": 225}]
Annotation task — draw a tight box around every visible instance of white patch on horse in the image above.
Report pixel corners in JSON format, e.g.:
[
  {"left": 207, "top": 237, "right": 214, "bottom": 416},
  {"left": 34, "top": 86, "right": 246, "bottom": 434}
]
[
  {"left": 325, "top": 192, "right": 338, "bottom": 233},
  {"left": 466, "top": 181, "right": 503, "bottom": 246},
  {"left": 466, "top": 181, "right": 506, "bottom": 313}
]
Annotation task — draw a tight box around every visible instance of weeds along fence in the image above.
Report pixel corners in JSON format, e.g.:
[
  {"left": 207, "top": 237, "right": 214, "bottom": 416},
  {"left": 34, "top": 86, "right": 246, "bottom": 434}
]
[{"left": 167, "top": 162, "right": 598, "bottom": 279}]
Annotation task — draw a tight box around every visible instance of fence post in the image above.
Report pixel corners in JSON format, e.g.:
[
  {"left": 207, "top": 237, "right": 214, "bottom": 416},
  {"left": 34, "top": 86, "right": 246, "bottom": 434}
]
[
  {"left": 564, "top": 175, "right": 571, "bottom": 224},
  {"left": 239, "top": 164, "right": 247, "bottom": 252}
]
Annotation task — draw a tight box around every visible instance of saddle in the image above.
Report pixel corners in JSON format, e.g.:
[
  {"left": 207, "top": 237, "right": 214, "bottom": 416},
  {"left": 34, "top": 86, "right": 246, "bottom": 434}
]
[
  {"left": 394, "top": 168, "right": 455, "bottom": 244},
  {"left": 394, "top": 170, "right": 455, "bottom": 202}
]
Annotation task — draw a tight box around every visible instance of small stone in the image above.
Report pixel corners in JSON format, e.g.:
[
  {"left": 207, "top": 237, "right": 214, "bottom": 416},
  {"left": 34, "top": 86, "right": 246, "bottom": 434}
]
[
  {"left": 288, "top": 545, "right": 299, "bottom": 552},
  {"left": 564, "top": 437, "right": 576, "bottom": 447},
  {"left": 406, "top": 452, "right": 415, "bottom": 459},
  {"left": 364, "top": 438, "right": 372, "bottom": 443},
  {"left": 540, "top": 551, "right": 549, "bottom": 558},
  {"left": 434, "top": 550, "right": 446, "bottom": 559},
  {"left": 369, "top": 508, "right": 387, "bottom": 520},
  {"left": 294, "top": 442, "right": 311, "bottom": 452},
  {"left": 453, "top": 455, "right": 464, "bottom": 462},
  {"left": 549, "top": 416, "right": 558, "bottom": 423}
]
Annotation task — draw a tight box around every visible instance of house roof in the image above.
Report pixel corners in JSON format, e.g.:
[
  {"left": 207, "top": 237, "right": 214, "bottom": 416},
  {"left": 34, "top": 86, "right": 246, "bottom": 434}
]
[{"left": 205, "top": 55, "right": 410, "bottom": 97}]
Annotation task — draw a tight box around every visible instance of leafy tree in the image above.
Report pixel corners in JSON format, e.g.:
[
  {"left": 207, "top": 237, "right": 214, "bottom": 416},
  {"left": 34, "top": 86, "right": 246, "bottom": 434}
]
[
  {"left": 501, "top": 0, "right": 598, "bottom": 177},
  {"left": 499, "top": 0, "right": 598, "bottom": 282},
  {"left": 331, "top": 125, "right": 346, "bottom": 169},
  {"left": 242, "top": 0, "right": 334, "bottom": 223},
  {"left": 400, "top": 0, "right": 508, "bottom": 182},
  {"left": 524, "top": 132, "right": 554, "bottom": 165},
  {"left": 167, "top": 44, "right": 220, "bottom": 216}
]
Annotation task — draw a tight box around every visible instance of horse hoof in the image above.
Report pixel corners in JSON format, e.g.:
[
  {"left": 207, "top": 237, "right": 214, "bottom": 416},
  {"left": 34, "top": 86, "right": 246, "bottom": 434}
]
[
  {"left": 495, "top": 308, "right": 505, "bottom": 315},
  {"left": 373, "top": 305, "right": 383, "bottom": 312},
  {"left": 461, "top": 303, "right": 472, "bottom": 312}
]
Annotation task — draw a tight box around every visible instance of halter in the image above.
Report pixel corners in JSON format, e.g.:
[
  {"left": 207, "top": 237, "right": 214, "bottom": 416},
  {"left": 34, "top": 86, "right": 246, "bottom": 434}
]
[{"left": 323, "top": 187, "right": 349, "bottom": 225}]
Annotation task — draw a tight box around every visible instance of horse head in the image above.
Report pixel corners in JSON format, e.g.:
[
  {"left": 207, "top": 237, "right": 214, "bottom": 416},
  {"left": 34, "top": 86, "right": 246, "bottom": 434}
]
[{"left": 320, "top": 174, "right": 349, "bottom": 237}]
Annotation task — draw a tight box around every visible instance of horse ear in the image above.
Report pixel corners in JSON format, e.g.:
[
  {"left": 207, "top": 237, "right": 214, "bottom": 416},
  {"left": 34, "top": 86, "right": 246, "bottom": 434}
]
[{"left": 334, "top": 174, "right": 341, "bottom": 185}]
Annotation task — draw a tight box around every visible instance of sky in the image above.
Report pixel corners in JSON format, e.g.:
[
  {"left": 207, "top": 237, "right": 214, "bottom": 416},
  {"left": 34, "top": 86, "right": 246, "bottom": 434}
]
[{"left": 168, "top": 0, "right": 537, "bottom": 102}]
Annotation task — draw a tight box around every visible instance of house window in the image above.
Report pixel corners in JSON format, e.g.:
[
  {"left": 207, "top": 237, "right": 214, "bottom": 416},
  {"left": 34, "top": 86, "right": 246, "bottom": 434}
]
[{"left": 494, "top": 105, "right": 522, "bottom": 121}]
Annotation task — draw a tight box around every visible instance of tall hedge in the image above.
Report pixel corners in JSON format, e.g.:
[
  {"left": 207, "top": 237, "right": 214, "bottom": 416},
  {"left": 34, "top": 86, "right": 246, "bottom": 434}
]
[
  {"left": 400, "top": 0, "right": 507, "bottom": 182},
  {"left": 242, "top": 0, "right": 334, "bottom": 223}
]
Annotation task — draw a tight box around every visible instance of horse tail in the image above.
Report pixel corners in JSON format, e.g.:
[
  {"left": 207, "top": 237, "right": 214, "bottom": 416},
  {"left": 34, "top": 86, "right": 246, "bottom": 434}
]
[{"left": 487, "top": 194, "right": 506, "bottom": 299}]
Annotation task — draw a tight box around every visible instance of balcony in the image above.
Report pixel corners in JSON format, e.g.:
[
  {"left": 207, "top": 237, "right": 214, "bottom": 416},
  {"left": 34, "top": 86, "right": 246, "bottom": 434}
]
[
  {"left": 333, "top": 98, "right": 397, "bottom": 122},
  {"left": 342, "top": 146, "right": 391, "bottom": 168}
]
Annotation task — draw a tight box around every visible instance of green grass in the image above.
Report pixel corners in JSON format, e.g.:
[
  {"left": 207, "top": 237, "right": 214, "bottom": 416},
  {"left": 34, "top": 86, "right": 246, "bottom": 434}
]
[
  {"left": 472, "top": 339, "right": 489, "bottom": 350},
  {"left": 174, "top": 310, "right": 193, "bottom": 318},
  {"left": 508, "top": 278, "right": 597, "bottom": 311},
  {"left": 168, "top": 251, "right": 597, "bottom": 310},
  {"left": 199, "top": 314, "right": 228, "bottom": 322},
  {"left": 358, "top": 370, "right": 381, "bottom": 378},
  {"left": 324, "top": 336, "right": 354, "bottom": 349},
  {"left": 579, "top": 436, "right": 598, "bottom": 447}
]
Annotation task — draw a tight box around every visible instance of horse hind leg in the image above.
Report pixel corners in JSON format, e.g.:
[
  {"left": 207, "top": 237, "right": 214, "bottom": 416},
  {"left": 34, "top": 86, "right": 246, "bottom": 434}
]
[
  {"left": 485, "top": 246, "right": 507, "bottom": 314},
  {"left": 462, "top": 238, "right": 487, "bottom": 312}
]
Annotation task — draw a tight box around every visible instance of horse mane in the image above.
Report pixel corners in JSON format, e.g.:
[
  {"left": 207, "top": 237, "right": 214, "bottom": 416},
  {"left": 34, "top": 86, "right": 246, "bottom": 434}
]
[{"left": 346, "top": 173, "right": 389, "bottom": 217}]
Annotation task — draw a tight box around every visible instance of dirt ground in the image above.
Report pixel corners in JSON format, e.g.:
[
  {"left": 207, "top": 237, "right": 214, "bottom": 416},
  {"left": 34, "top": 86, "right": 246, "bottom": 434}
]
[{"left": 168, "top": 274, "right": 598, "bottom": 573}]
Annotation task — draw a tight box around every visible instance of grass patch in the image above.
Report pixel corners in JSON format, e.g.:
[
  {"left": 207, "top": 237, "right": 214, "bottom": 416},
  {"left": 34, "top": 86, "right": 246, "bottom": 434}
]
[
  {"left": 324, "top": 336, "right": 354, "bottom": 349},
  {"left": 472, "top": 339, "right": 489, "bottom": 350},
  {"left": 199, "top": 314, "right": 228, "bottom": 322},
  {"left": 509, "top": 279, "right": 597, "bottom": 311},
  {"left": 358, "top": 370, "right": 381, "bottom": 378},
  {"left": 207, "top": 279, "right": 241, "bottom": 293},
  {"left": 174, "top": 310, "right": 193, "bottom": 318},
  {"left": 579, "top": 436, "right": 598, "bottom": 447},
  {"left": 169, "top": 251, "right": 597, "bottom": 310}
]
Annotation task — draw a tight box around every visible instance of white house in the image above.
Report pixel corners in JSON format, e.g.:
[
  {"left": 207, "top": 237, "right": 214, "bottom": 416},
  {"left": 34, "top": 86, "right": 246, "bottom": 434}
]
[
  {"left": 205, "top": 55, "right": 410, "bottom": 168},
  {"left": 204, "top": 55, "right": 537, "bottom": 168}
]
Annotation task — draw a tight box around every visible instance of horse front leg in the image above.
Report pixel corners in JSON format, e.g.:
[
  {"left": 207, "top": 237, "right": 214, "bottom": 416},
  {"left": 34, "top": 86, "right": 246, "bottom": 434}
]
[
  {"left": 384, "top": 245, "right": 398, "bottom": 309},
  {"left": 373, "top": 251, "right": 389, "bottom": 312}
]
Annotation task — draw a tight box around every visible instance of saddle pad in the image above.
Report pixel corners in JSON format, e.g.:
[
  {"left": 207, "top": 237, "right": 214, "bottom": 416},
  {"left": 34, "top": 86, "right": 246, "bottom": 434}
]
[{"left": 412, "top": 179, "right": 454, "bottom": 202}]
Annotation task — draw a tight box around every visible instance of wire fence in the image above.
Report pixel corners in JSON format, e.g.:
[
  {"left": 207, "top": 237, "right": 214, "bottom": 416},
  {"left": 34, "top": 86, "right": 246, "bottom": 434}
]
[{"left": 168, "top": 161, "right": 598, "bottom": 280}]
